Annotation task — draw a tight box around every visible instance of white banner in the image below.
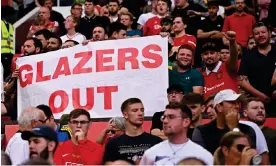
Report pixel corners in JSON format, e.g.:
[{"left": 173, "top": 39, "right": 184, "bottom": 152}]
[{"left": 17, "top": 36, "right": 168, "bottom": 119}]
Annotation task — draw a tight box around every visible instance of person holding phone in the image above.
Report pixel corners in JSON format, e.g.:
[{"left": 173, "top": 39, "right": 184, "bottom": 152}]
[
  {"left": 54, "top": 109, "right": 104, "bottom": 165},
  {"left": 214, "top": 131, "right": 261, "bottom": 165}
]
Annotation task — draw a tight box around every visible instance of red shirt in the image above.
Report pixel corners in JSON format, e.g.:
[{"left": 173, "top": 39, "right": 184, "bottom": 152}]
[
  {"left": 222, "top": 12, "right": 256, "bottom": 47},
  {"left": 173, "top": 34, "right": 197, "bottom": 48},
  {"left": 29, "top": 20, "right": 59, "bottom": 34},
  {"left": 54, "top": 140, "right": 104, "bottom": 165},
  {"left": 199, "top": 61, "right": 238, "bottom": 98},
  {"left": 143, "top": 16, "right": 162, "bottom": 36}
]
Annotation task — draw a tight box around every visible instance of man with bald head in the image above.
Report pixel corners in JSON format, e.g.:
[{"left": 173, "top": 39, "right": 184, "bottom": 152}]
[
  {"left": 28, "top": 6, "right": 59, "bottom": 37},
  {"left": 5, "top": 107, "right": 48, "bottom": 165}
]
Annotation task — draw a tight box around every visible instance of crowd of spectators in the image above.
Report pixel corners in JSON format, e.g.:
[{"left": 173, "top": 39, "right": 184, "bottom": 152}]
[{"left": 1, "top": 0, "right": 276, "bottom": 165}]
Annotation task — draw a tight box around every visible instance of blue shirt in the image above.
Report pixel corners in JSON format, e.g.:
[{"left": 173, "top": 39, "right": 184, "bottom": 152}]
[
  {"left": 126, "top": 29, "right": 142, "bottom": 37},
  {"left": 56, "top": 124, "right": 72, "bottom": 142}
]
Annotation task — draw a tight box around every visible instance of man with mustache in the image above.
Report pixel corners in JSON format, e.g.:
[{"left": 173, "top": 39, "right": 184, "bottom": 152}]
[
  {"left": 243, "top": 97, "right": 276, "bottom": 164},
  {"left": 169, "top": 44, "right": 204, "bottom": 95},
  {"left": 21, "top": 125, "right": 58, "bottom": 164},
  {"left": 200, "top": 31, "right": 238, "bottom": 99}
]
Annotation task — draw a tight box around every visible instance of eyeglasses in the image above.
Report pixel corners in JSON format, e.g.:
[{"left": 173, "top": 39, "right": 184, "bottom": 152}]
[
  {"left": 69, "top": 120, "right": 90, "bottom": 125},
  {"left": 168, "top": 91, "right": 183, "bottom": 96},
  {"left": 109, "top": 129, "right": 121, "bottom": 134},
  {"left": 38, "top": 117, "right": 49, "bottom": 124},
  {"left": 160, "top": 115, "right": 187, "bottom": 121}
]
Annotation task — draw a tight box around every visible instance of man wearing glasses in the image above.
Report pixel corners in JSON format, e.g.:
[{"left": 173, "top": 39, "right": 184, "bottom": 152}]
[
  {"left": 54, "top": 109, "right": 104, "bottom": 165},
  {"left": 5, "top": 107, "right": 47, "bottom": 165},
  {"left": 140, "top": 103, "right": 213, "bottom": 165}
]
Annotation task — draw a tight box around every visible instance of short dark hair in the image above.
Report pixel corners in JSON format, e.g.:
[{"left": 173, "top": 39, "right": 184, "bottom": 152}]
[
  {"left": 49, "top": 35, "right": 62, "bottom": 47},
  {"left": 220, "top": 44, "right": 229, "bottom": 51},
  {"left": 161, "top": 17, "right": 173, "bottom": 26},
  {"left": 157, "top": 0, "right": 172, "bottom": 9},
  {"left": 85, "top": 0, "right": 95, "bottom": 4},
  {"left": 109, "top": 0, "right": 120, "bottom": 4},
  {"left": 182, "top": 93, "right": 204, "bottom": 105},
  {"left": 178, "top": 44, "right": 195, "bottom": 56},
  {"left": 109, "top": 22, "right": 127, "bottom": 37},
  {"left": 25, "top": 37, "right": 43, "bottom": 52},
  {"left": 36, "top": 104, "right": 53, "bottom": 119},
  {"left": 42, "top": 0, "right": 54, "bottom": 5},
  {"left": 207, "top": 0, "right": 219, "bottom": 7},
  {"left": 243, "top": 97, "right": 263, "bottom": 109},
  {"left": 64, "top": 40, "right": 79, "bottom": 45},
  {"left": 173, "top": 15, "right": 188, "bottom": 25},
  {"left": 71, "top": 2, "right": 82, "bottom": 10},
  {"left": 247, "top": 35, "right": 254, "bottom": 44},
  {"left": 165, "top": 103, "right": 192, "bottom": 119},
  {"left": 92, "top": 24, "right": 107, "bottom": 34},
  {"left": 252, "top": 22, "right": 269, "bottom": 31},
  {"left": 204, "top": 93, "right": 216, "bottom": 105},
  {"left": 121, "top": 98, "right": 142, "bottom": 112},
  {"left": 69, "top": 108, "right": 90, "bottom": 121},
  {"left": 34, "top": 29, "right": 53, "bottom": 40}
]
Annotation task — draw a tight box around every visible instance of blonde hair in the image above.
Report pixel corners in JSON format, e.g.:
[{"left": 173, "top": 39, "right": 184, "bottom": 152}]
[{"left": 214, "top": 131, "right": 249, "bottom": 165}]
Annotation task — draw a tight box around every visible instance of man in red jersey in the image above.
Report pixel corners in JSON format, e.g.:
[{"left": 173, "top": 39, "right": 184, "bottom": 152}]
[
  {"left": 54, "top": 109, "right": 104, "bottom": 165},
  {"left": 172, "top": 15, "right": 196, "bottom": 51},
  {"left": 200, "top": 31, "right": 238, "bottom": 99},
  {"left": 143, "top": 0, "right": 171, "bottom": 36}
]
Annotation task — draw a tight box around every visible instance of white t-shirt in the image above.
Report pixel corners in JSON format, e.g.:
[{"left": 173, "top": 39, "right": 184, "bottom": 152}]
[
  {"left": 140, "top": 139, "right": 213, "bottom": 165},
  {"left": 137, "top": 12, "right": 156, "bottom": 26},
  {"left": 60, "top": 33, "right": 86, "bottom": 44},
  {"left": 239, "top": 120, "right": 269, "bottom": 154},
  {"left": 5, "top": 133, "right": 29, "bottom": 165}
]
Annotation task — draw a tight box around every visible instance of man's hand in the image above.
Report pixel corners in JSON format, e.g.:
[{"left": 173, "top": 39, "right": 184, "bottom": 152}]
[
  {"left": 11, "top": 69, "right": 19, "bottom": 79},
  {"left": 225, "top": 108, "right": 239, "bottom": 130},
  {"left": 75, "top": 129, "right": 85, "bottom": 141},
  {"left": 159, "top": 32, "right": 170, "bottom": 38},
  {"left": 105, "top": 121, "right": 114, "bottom": 133},
  {"left": 82, "top": 40, "right": 89, "bottom": 46},
  {"left": 187, "top": 10, "right": 201, "bottom": 17},
  {"left": 223, "top": 31, "right": 236, "bottom": 43}
]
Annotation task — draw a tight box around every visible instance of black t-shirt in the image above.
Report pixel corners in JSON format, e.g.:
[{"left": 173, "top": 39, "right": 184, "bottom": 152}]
[
  {"left": 171, "top": 3, "right": 207, "bottom": 36},
  {"left": 198, "top": 15, "right": 224, "bottom": 45},
  {"left": 151, "top": 111, "right": 164, "bottom": 131},
  {"left": 193, "top": 120, "right": 256, "bottom": 154},
  {"left": 187, "top": 128, "right": 194, "bottom": 139},
  {"left": 238, "top": 44, "right": 276, "bottom": 97},
  {"left": 262, "top": 127, "right": 276, "bottom": 165},
  {"left": 103, "top": 132, "right": 162, "bottom": 164}
]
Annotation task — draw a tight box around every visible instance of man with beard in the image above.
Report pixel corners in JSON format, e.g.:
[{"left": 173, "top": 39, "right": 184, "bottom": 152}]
[
  {"left": 182, "top": 93, "right": 205, "bottom": 138},
  {"left": 21, "top": 125, "right": 58, "bottom": 164},
  {"left": 143, "top": 0, "right": 171, "bottom": 36},
  {"left": 140, "top": 103, "right": 213, "bottom": 165},
  {"left": 22, "top": 37, "right": 43, "bottom": 56},
  {"left": 5, "top": 107, "right": 47, "bottom": 165},
  {"left": 169, "top": 44, "right": 204, "bottom": 95},
  {"left": 243, "top": 97, "right": 276, "bottom": 164},
  {"left": 222, "top": 0, "right": 256, "bottom": 48},
  {"left": 151, "top": 84, "right": 184, "bottom": 140},
  {"left": 109, "top": 22, "right": 127, "bottom": 39},
  {"left": 200, "top": 31, "right": 238, "bottom": 99},
  {"left": 92, "top": 24, "right": 108, "bottom": 41},
  {"left": 47, "top": 35, "right": 62, "bottom": 52},
  {"left": 239, "top": 23, "right": 276, "bottom": 116},
  {"left": 34, "top": 29, "right": 53, "bottom": 53},
  {"left": 103, "top": 98, "right": 162, "bottom": 164},
  {"left": 108, "top": 0, "right": 120, "bottom": 22}
]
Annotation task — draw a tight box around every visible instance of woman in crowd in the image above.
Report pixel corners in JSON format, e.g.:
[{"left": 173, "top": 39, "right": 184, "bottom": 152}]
[
  {"left": 96, "top": 117, "right": 125, "bottom": 145},
  {"left": 214, "top": 131, "right": 260, "bottom": 165}
]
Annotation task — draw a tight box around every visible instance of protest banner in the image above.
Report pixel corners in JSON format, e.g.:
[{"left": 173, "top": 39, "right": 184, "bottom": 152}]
[{"left": 16, "top": 36, "right": 168, "bottom": 119}]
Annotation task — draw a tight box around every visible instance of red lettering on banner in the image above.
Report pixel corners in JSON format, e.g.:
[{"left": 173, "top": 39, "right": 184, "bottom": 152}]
[
  {"left": 118, "top": 48, "right": 139, "bottom": 70},
  {"left": 52, "top": 57, "right": 71, "bottom": 79},
  {"left": 73, "top": 51, "right": 93, "bottom": 74},
  {"left": 49, "top": 90, "right": 69, "bottom": 114},
  {"left": 97, "top": 86, "right": 118, "bottom": 110},
  {"left": 19, "top": 64, "right": 33, "bottom": 88},
  {"left": 36, "top": 61, "right": 51, "bottom": 82},
  {"left": 142, "top": 44, "right": 163, "bottom": 68},
  {"left": 96, "top": 49, "right": 115, "bottom": 72},
  {"left": 72, "top": 88, "right": 94, "bottom": 110}
]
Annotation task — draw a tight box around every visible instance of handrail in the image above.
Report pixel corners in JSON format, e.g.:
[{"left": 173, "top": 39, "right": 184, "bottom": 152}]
[{"left": 13, "top": 7, "right": 40, "bottom": 53}]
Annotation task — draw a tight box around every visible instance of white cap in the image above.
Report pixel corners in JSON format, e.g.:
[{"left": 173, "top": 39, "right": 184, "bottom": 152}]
[{"left": 213, "top": 89, "right": 241, "bottom": 107}]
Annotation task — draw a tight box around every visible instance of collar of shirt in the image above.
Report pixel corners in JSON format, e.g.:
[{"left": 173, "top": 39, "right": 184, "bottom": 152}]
[
  {"left": 233, "top": 12, "right": 247, "bottom": 17},
  {"left": 206, "top": 61, "right": 222, "bottom": 75},
  {"left": 84, "top": 15, "right": 96, "bottom": 20}
]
